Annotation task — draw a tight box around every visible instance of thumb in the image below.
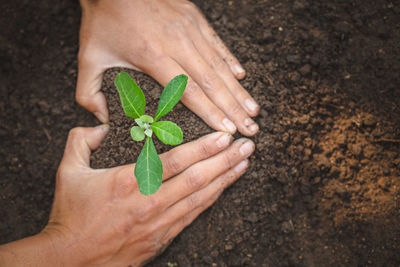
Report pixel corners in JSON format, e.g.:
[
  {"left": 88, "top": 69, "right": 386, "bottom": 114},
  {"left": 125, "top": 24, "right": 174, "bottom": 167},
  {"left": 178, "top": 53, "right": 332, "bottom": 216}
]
[
  {"left": 76, "top": 56, "right": 109, "bottom": 123},
  {"left": 61, "top": 125, "right": 110, "bottom": 168}
]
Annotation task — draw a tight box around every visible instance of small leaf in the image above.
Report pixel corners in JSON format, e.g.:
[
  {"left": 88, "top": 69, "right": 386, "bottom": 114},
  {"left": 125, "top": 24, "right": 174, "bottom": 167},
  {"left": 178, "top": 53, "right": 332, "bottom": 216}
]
[
  {"left": 151, "top": 121, "right": 183, "bottom": 145},
  {"left": 154, "top": 74, "right": 188, "bottom": 121},
  {"left": 144, "top": 128, "right": 153, "bottom": 137},
  {"left": 114, "top": 72, "right": 145, "bottom": 119},
  {"left": 135, "top": 118, "right": 145, "bottom": 128},
  {"left": 134, "top": 137, "right": 163, "bottom": 195},
  {"left": 131, "top": 126, "right": 145, "bottom": 141},
  {"left": 140, "top": 115, "right": 154, "bottom": 123}
]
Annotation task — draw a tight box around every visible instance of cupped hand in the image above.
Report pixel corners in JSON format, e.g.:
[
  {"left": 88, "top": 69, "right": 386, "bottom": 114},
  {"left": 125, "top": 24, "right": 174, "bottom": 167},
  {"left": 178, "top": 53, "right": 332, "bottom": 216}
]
[
  {"left": 43, "top": 125, "right": 254, "bottom": 266},
  {"left": 76, "top": 0, "right": 259, "bottom": 136}
]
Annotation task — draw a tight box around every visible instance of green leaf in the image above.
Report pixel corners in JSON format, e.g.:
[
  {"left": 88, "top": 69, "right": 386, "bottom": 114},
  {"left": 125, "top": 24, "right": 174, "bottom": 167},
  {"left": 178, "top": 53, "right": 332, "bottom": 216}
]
[
  {"left": 151, "top": 121, "right": 183, "bottom": 145},
  {"left": 135, "top": 118, "right": 145, "bottom": 128},
  {"left": 114, "top": 72, "right": 145, "bottom": 119},
  {"left": 144, "top": 128, "right": 153, "bottom": 137},
  {"left": 134, "top": 137, "right": 163, "bottom": 195},
  {"left": 140, "top": 115, "right": 154, "bottom": 123},
  {"left": 130, "top": 126, "right": 145, "bottom": 141},
  {"left": 154, "top": 74, "right": 188, "bottom": 121}
]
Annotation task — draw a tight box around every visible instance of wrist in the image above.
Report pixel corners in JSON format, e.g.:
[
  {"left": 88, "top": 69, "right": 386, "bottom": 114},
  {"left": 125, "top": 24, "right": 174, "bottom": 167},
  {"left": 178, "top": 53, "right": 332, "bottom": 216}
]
[
  {"left": 0, "top": 232, "right": 67, "bottom": 267},
  {"left": 79, "top": 0, "right": 116, "bottom": 11},
  {"left": 79, "top": 0, "right": 97, "bottom": 12},
  {"left": 79, "top": 0, "right": 135, "bottom": 12}
]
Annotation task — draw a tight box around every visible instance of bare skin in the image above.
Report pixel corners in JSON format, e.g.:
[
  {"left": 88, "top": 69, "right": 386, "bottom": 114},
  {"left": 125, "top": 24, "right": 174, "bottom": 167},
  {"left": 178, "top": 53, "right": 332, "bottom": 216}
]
[
  {"left": 0, "top": 1, "right": 258, "bottom": 264},
  {"left": 0, "top": 125, "right": 255, "bottom": 266},
  {"left": 77, "top": 0, "right": 260, "bottom": 136}
]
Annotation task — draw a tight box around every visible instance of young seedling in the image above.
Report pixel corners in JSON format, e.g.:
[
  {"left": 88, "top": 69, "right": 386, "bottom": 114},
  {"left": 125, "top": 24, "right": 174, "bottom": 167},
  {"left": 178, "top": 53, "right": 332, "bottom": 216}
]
[{"left": 114, "top": 72, "right": 187, "bottom": 196}]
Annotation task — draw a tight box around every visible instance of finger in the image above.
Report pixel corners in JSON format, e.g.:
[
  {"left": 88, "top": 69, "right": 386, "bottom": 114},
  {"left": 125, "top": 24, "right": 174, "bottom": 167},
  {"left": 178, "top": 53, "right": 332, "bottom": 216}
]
[
  {"left": 172, "top": 42, "right": 258, "bottom": 136},
  {"left": 61, "top": 125, "right": 109, "bottom": 168},
  {"left": 194, "top": 12, "right": 246, "bottom": 79},
  {"left": 156, "top": 138, "right": 254, "bottom": 209},
  {"left": 142, "top": 57, "right": 237, "bottom": 134},
  {"left": 188, "top": 27, "right": 259, "bottom": 117},
  {"left": 76, "top": 55, "right": 109, "bottom": 123},
  {"left": 161, "top": 159, "right": 249, "bottom": 241},
  {"left": 116, "top": 131, "right": 233, "bottom": 181},
  {"left": 160, "top": 132, "right": 234, "bottom": 179}
]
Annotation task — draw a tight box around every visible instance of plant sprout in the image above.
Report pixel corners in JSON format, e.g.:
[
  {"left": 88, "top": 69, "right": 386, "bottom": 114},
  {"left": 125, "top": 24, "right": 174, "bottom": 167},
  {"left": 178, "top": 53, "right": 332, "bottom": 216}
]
[{"left": 114, "top": 72, "right": 187, "bottom": 195}]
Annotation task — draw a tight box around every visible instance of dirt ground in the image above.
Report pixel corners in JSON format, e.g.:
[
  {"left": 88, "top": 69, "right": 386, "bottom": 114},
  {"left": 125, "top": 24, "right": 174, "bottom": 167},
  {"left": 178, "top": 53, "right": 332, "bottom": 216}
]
[{"left": 1, "top": 0, "right": 399, "bottom": 266}]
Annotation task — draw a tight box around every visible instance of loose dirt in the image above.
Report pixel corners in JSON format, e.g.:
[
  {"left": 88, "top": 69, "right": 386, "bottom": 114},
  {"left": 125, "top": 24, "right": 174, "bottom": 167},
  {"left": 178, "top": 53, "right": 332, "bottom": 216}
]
[{"left": 1, "top": 0, "right": 399, "bottom": 266}]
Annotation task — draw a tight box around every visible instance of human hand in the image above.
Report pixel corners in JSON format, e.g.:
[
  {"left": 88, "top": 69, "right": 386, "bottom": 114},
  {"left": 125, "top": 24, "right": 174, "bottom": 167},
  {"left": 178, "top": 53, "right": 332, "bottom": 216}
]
[
  {"left": 76, "top": 0, "right": 259, "bottom": 136},
  {"left": 39, "top": 125, "right": 254, "bottom": 266}
]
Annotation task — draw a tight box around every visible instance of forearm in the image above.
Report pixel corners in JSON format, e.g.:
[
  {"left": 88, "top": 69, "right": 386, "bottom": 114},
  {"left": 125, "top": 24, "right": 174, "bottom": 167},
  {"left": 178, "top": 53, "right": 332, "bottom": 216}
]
[
  {"left": 79, "top": 0, "right": 124, "bottom": 12},
  {"left": 79, "top": 0, "right": 97, "bottom": 11},
  {"left": 0, "top": 233, "right": 63, "bottom": 267}
]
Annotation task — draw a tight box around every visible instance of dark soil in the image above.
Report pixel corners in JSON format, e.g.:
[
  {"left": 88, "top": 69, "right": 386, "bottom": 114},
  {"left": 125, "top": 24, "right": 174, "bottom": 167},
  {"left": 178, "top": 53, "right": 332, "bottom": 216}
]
[{"left": 1, "top": 0, "right": 399, "bottom": 266}]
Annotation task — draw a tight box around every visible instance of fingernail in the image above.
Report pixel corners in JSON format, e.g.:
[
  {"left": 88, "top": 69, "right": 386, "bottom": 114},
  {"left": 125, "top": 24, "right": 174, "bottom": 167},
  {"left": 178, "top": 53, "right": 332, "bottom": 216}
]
[
  {"left": 249, "top": 123, "right": 259, "bottom": 133},
  {"left": 234, "top": 159, "right": 249, "bottom": 173},
  {"left": 96, "top": 124, "right": 110, "bottom": 133},
  {"left": 244, "top": 118, "right": 254, "bottom": 127},
  {"left": 216, "top": 133, "right": 232, "bottom": 148},
  {"left": 240, "top": 140, "right": 254, "bottom": 156},
  {"left": 234, "top": 65, "right": 245, "bottom": 75},
  {"left": 244, "top": 118, "right": 259, "bottom": 134},
  {"left": 222, "top": 118, "right": 237, "bottom": 133},
  {"left": 245, "top": 98, "right": 259, "bottom": 113},
  {"left": 95, "top": 112, "right": 108, "bottom": 123}
]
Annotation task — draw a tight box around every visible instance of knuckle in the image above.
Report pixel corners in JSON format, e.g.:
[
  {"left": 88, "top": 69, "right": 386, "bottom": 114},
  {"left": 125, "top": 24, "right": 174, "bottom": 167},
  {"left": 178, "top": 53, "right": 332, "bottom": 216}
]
[
  {"left": 202, "top": 72, "right": 219, "bottom": 90},
  {"left": 116, "top": 182, "right": 135, "bottom": 199},
  {"left": 138, "top": 197, "right": 160, "bottom": 222},
  {"left": 77, "top": 46, "right": 98, "bottom": 69},
  {"left": 230, "top": 102, "right": 244, "bottom": 115},
  {"left": 75, "top": 92, "right": 89, "bottom": 106},
  {"left": 205, "top": 111, "right": 222, "bottom": 125},
  {"left": 114, "top": 171, "right": 136, "bottom": 199},
  {"left": 209, "top": 55, "right": 225, "bottom": 69},
  {"left": 146, "top": 197, "right": 160, "bottom": 212},
  {"left": 181, "top": 81, "right": 199, "bottom": 100},
  {"left": 146, "top": 43, "right": 165, "bottom": 61},
  {"left": 185, "top": 168, "right": 205, "bottom": 190},
  {"left": 186, "top": 194, "right": 200, "bottom": 210},
  {"left": 221, "top": 152, "right": 235, "bottom": 169},
  {"left": 137, "top": 40, "right": 165, "bottom": 62},
  {"left": 182, "top": 1, "right": 198, "bottom": 12},
  {"left": 68, "top": 127, "right": 85, "bottom": 141},
  {"left": 164, "top": 154, "right": 182, "bottom": 174},
  {"left": 197, "top": 139, "right": 212, "bottom": 158}
]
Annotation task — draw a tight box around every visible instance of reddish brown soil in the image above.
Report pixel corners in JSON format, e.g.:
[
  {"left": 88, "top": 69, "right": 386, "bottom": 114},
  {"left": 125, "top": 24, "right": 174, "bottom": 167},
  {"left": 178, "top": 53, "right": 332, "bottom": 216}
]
[{"left": 1, "top": 0, "right": 399, "bottom": 266}]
